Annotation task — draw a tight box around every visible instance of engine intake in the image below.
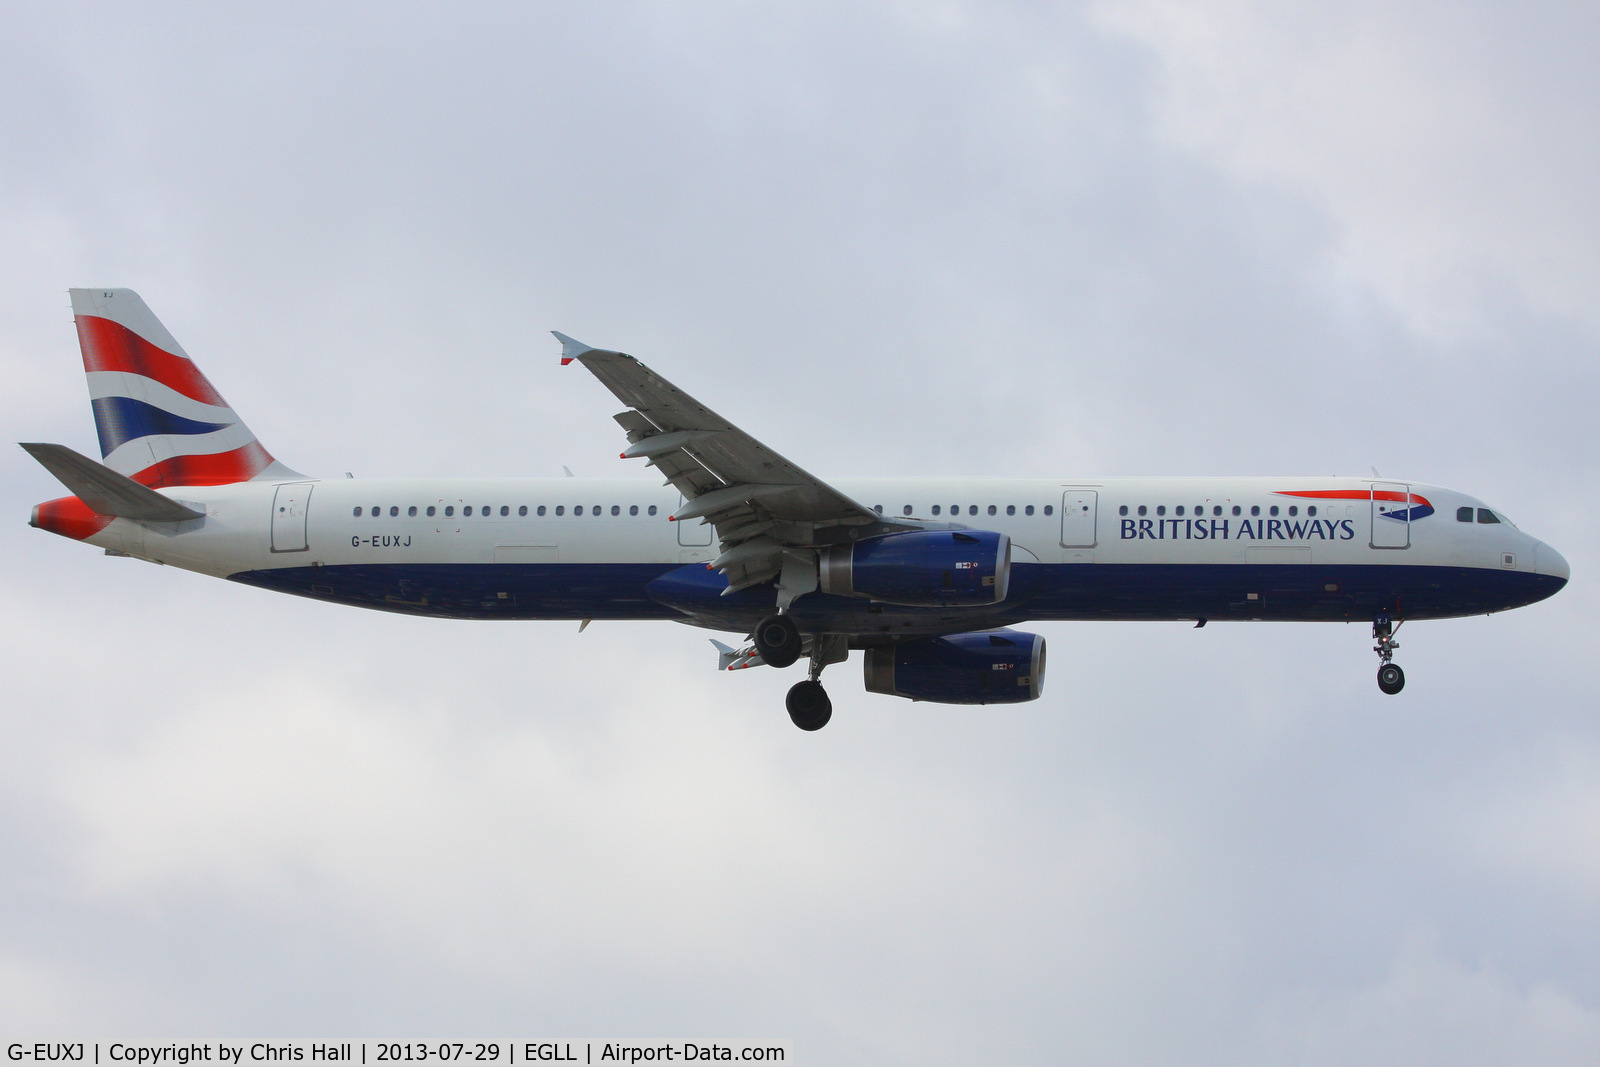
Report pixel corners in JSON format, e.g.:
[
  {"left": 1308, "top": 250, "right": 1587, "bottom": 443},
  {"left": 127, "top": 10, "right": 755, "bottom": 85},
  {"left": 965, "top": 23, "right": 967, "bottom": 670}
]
[
  {"left": 863, "top": 629, "right": 1045, "bottom": 704},
  {"left": 819, "top": 529, "right": 1010, "bottom": 607}
]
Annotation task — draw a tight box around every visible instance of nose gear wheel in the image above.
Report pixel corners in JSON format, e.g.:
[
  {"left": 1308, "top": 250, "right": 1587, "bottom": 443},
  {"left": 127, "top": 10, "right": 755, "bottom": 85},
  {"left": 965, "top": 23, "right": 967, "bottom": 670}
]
[
  {"left": 1377, "top": 662, "right": 1405, "bottom": 695},
  {"left": 1372, "top": 615, "right": 1405, "bottom": 695}
]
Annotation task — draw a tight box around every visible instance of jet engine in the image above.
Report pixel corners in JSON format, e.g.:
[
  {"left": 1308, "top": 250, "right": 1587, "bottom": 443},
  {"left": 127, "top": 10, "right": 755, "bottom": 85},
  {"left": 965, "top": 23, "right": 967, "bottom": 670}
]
[
  {"left": 819, "top": 530, "right": 1010, "bottom": 607},
  {"left": 863, "top": 629, "right": 1045, "bottom": 704}
]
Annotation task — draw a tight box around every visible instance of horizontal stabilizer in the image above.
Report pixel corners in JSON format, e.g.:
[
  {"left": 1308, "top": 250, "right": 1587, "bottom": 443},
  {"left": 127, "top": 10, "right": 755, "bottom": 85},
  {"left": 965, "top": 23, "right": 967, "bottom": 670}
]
[{"left": 20, "top": 442, "right": 204, "bottom": 521}]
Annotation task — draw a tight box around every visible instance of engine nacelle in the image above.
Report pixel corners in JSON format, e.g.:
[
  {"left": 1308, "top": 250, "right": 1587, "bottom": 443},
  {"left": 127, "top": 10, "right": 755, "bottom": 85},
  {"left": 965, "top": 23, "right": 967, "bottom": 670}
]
[
  {"left": 863, "top": 629, "right": 1045, "bottom": 704},
  {"left": 819, "top": 530, "right": 1011, "bottom": 607}
]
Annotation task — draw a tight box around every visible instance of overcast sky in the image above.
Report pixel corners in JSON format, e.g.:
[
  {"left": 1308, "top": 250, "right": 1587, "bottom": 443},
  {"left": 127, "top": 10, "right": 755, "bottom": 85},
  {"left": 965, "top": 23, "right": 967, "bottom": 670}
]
[{"left": 2, "top": 1, "right": 1597, "bottom": 1061}]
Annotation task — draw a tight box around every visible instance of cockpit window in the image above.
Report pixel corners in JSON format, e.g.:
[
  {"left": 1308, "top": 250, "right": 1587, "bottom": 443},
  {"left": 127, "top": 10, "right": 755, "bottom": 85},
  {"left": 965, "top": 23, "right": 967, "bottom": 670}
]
[
  {"left": 1477, "top": 508, "right": 1500, "bottom": 524},
  {"left": 1457, "top": 507, "right": 1474, "bottom": 522}
]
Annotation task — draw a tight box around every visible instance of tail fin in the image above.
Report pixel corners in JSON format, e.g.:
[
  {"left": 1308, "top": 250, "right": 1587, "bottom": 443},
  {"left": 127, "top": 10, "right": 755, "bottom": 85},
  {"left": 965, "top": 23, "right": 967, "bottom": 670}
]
[{"left": 70, "top": 288, "right": 301, "bottom": 487}]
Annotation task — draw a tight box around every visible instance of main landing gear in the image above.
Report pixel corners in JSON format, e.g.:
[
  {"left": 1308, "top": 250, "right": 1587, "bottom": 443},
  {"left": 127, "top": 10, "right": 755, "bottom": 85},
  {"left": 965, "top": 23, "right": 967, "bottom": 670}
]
[
  {"left": 1373, "top": 614, "right": 1405, "bottom": 695},
  {"left": 754, "top": 614, "right": 843, "bottom": 730},
  {"left": 786, "top": 677, "right": 831, "bottom": 732},
  {"left": 753, "top": 614, "right": 802, "bottom": 668}
]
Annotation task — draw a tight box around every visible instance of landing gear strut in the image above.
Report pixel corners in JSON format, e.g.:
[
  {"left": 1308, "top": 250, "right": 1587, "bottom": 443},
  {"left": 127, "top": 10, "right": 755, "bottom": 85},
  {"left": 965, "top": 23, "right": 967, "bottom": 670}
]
[
  {"left": 1373, "top": 615, "right": 1405, "bottom": 695},
  {"left": 784, "top": 633, "right": 847, "bottom": 731},
  {"left": 745, "top": 616, "right": 844, "bottom": 729}
]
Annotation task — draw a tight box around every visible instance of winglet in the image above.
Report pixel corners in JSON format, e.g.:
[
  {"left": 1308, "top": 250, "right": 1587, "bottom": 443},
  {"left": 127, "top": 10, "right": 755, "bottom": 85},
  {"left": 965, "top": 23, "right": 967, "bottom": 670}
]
[{"left": 552, "top": 331, "right": 596, "bottom": 366}]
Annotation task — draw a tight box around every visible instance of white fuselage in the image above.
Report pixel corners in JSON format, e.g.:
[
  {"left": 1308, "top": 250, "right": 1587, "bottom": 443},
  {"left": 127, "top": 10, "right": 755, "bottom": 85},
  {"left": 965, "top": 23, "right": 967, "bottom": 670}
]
[{"left": 67, "top": 474, "right": 1567, "bottom": 633}]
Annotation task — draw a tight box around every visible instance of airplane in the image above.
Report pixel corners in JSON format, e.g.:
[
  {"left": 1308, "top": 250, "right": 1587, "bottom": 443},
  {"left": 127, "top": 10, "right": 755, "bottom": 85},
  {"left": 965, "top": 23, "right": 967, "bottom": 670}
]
[{"left": 24, "top": 289, "right": 1570, "bottom": 730}]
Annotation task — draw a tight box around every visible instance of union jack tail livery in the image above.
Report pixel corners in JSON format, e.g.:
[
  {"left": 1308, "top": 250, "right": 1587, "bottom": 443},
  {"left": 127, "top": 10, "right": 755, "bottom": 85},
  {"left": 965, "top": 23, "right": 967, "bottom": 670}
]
[{"left": 72, "top": 288, "right": 298, "bottom": 488}]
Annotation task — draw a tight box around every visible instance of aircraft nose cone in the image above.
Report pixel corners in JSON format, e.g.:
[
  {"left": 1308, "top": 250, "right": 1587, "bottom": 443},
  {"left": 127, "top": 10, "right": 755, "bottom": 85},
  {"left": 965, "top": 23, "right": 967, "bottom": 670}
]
[{"left": 1535, "top": 542, "right": 1570, "bottom": 582}]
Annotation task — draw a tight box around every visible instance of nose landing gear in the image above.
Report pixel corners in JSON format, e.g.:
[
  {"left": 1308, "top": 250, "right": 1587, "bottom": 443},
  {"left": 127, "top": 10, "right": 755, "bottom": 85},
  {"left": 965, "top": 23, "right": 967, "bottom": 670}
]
[
  {"left": 1373, "top": 615, "right": 1405, "bottom": 695},
  {"left": 1377, "top": 662, "right": 1405, "bottom": 694}
]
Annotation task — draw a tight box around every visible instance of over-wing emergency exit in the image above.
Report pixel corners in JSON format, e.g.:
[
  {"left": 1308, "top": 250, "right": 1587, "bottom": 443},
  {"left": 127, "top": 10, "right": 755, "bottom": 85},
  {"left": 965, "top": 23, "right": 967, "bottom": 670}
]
[{"left": 26, "top": 290, "right": 1569, "bottom": 729}]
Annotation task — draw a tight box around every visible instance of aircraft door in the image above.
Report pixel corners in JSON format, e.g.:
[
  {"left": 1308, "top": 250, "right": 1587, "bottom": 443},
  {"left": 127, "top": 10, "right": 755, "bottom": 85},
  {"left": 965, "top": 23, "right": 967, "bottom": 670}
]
[
  {"left": 271, "top": 482, "right": 314, "bottom": 552},
  {"left": 1370, "top": 482, "right": 1410, "bottom": 549},
  {"left": 1060, "top": 490, "right": 1098, "bottom": 548},
  {"left": 676, "top": 494, "right": 713, "bottom": 546}
]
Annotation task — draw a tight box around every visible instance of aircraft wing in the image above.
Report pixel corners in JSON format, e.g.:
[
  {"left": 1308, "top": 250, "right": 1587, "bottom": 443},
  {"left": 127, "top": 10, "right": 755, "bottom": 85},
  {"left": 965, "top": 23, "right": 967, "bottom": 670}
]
[{"left": 554, "top": 332, "right": 906, "bottom": 597}]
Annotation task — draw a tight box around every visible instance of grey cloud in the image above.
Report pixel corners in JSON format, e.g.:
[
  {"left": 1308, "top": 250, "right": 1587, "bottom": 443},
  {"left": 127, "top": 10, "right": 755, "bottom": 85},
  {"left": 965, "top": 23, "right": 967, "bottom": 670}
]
[{"left": 2, "top": 1, "right": 1596, "bottom": 1061}]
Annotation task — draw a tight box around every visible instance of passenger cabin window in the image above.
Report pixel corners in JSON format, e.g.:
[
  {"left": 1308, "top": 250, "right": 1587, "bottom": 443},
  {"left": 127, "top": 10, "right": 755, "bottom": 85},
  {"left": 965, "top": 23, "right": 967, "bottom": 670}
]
[
  {"left": 904, "top": 505, "right": 914, "bottom": 516},
  {"left": 483, "top": 505, "right": 491, "bottom": 516},
  {"left": 1213, "top": 506, "right": 1222, "bottom": 516},
  {"left": 390, "top": 506, "right": 399, "bottom": 517},
  {"left": 519, "top": 506, "right": 528, "bottom": 516},
  {"left": 1288, "top": 506, "right": 1297, "bottom": 516},
  {"left": 648, "top": 505, "right": 657, "bottom": 516},
  {"left": 353, "top": 507, "right": 362, "bottom": 517},
  {"left": 932, "top": 505, "right": 942, "bottom": 516},
  {"left": 629, "top": 505, "right": 638, "bottom": 516},
  {"left": 1478, "top": 508, "right": 1500, "bottom": 524},
  {"left": 1308, "top": 506, "right": 1317, "bottom": 517},
  {"left": 1232, "top": 506, "right": 1241, "bottom": 516},
  {"left": 427, "top": 506, "right": 436, "bottom": 517},
  {"left": 1119, "top": 505, "right": 1128, "bottom": 516},
  {"left": 408, "top": 506, "right": 417, "bottom": 517},
  {"left": 1043, "top": 505, "right": 1053, "bottom": 516},
  {"left": 1251, "top": 505, "right": 1260, "bottom": 516},
  {"left": 537, "top": 506, "right": 546, "bottom": 516},
  {"left": 445, "top": 506, "right": 454, "bottom": 517},
  {"left": 969, "top": 505, "right": 978, "bottom": 516},
  {"left": 555, "top": 506, "right": 564, "bottom": 516},
  {"left": 987, "top": 505, "right": 997, "bottom": 516},
  {"left": 1025, "top": 505, "right": 1034, "bottom": 516},
  {"left": 1269, "top": 505, "right": 1279, "bottom": 516},
  {"left": 574, "top": 506, "right": 583, "bottom": 516},
  {"left": 873, "top": 505, "right": 882, "bottom": 514},
  {"left": 1458, "top": 506, "right": 1474, "bottom": 522},
  {"left": 464, "top": 506, "right": 473, "bottom": 517},
  {"left": 611, "top": 505, "right": 621, "bottom": 516},
  {"left": 1006, "top": 505, "right": 1015, "bottom": 516},
  {"left": 501, "top": 506, "right": 510, "bottom": 516},
  {"left": 1175, "top": 506, "right": 1184, "bottom": 516},
  {"left": 1156, "top": 505, "right": 1166, "bottom": 516},
  {"left": 1137, "top": 505, "right": 1147, "bottom": 516}
]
